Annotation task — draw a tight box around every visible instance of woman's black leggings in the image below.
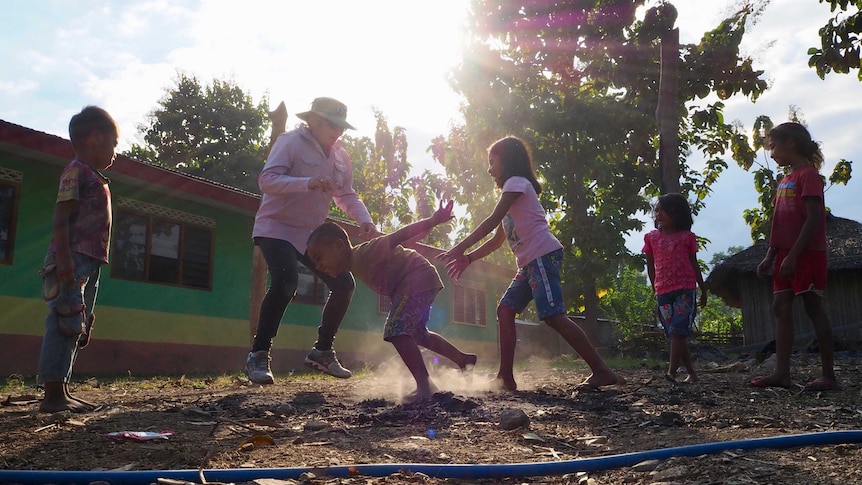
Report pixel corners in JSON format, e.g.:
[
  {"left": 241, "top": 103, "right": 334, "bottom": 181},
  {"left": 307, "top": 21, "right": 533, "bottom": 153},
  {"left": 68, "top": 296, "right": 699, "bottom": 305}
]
[{"left": 252, "top": 237, "right": 355, "bottom": 353}]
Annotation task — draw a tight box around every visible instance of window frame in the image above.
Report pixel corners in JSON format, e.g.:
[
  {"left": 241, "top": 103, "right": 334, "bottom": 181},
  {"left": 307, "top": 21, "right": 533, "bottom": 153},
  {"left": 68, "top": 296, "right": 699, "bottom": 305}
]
[
  {"left": 293, "top": 263, "right": 329, "bottom": 306},
  {"left": 110, "top": 207, "right": 214, "bottom": 290},
  {"left": 0, "top": 178, "right": 20, "bottom": 266},
  {"left": 452, "top": 283, "right": 487, "bottom": 327},
  {"left": 378, "top": 294, "right": 392, "bottom": 315}
]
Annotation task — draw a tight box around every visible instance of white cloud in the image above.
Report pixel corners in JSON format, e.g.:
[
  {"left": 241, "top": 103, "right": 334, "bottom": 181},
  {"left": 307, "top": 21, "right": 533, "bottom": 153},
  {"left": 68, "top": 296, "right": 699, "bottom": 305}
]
[
  {"left": 2, "top": 0, "right": 860, "bottom": 263},
  {"left": 0, "top": 80, "right": 38, "bottom": 96}
]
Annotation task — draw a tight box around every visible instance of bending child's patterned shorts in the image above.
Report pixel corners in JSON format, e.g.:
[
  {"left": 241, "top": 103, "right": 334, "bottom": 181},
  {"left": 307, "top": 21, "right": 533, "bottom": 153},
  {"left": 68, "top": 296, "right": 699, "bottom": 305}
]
[{"left": 383, "top": 288, "right": 441, "bottom": 343}]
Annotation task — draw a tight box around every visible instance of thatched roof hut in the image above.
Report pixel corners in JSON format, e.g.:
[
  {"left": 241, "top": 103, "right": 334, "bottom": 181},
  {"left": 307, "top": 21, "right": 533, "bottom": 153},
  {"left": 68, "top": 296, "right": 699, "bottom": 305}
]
[{"left": 706, "top": 213, "right": 862, "bottom": 346}]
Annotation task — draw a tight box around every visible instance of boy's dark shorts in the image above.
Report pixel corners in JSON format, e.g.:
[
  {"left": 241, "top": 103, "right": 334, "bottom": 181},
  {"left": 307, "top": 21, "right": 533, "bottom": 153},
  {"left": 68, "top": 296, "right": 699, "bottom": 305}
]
[{"left": 383, "top": 288, "right": 441, "bottom": 342}]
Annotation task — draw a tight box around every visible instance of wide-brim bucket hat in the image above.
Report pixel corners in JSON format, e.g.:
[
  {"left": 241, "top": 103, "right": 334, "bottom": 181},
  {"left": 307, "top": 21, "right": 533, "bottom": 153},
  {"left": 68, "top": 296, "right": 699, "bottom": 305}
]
[{"left": 295, "top": 97, "right": 355, "bottom": 130}]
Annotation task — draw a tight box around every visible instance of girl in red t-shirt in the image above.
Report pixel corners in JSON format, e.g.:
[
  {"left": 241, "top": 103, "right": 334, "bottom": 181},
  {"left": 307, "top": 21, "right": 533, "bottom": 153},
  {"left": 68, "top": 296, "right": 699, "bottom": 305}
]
[{"left": 751, "top": 122, "right": 838, "bottom": 392}]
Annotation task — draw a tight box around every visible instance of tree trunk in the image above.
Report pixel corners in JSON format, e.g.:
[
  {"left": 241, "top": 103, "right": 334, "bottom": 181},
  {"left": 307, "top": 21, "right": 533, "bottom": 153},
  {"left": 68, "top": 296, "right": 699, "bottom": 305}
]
[
  {"left": 581, "top": 277, "right": 600, "bottom": 346},
  {"left": 248, "top": 103, "right": 285, "bottom": 341},
  {"left": 657, "top": 28, "right": 681, "bottom": 194}
]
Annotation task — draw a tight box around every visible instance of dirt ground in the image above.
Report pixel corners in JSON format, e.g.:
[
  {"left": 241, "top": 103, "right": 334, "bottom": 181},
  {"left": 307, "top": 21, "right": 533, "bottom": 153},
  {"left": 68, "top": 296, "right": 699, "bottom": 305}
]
[{"left": 1, "top": 350, "right": 860, "bottom": 485}]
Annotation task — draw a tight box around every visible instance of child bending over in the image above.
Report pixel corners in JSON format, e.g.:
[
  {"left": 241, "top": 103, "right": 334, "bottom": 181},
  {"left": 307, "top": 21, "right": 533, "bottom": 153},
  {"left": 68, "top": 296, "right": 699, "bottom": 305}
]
[{"left": 307, "top": 200, "right": 476, "bottom": 402}]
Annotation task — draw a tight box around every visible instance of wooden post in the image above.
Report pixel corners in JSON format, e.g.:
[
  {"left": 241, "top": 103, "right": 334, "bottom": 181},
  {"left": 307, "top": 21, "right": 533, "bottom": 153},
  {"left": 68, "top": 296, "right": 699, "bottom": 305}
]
[
  {"left": 657, "top": 27, "right": 681, "bottom": 194},
  {"left": 249, "top": 245, "right": 266, "bottom": 342}
]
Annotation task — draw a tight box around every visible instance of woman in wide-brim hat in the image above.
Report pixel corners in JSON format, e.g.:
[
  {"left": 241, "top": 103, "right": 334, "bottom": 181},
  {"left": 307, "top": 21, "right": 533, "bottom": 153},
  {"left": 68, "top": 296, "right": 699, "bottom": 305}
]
[{"left": 245, "top": 96, "right": 376, "bottom": 386}]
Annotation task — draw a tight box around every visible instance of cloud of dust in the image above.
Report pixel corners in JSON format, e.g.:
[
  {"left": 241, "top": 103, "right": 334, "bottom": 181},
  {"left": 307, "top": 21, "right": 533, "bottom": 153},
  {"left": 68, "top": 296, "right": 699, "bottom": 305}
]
[{"left": 355, "top": 349, "right": 573, "bottom": 403}]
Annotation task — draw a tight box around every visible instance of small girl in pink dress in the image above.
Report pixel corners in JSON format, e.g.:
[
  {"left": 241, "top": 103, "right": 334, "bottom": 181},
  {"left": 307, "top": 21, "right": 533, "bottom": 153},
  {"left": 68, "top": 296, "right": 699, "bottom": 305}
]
[{"left": 643, "top": 193, "right": 707, "bottom": 383}]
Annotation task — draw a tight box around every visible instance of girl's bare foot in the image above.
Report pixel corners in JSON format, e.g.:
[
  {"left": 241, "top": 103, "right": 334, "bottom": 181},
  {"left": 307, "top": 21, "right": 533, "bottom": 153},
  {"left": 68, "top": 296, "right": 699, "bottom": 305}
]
[
  {"left": 748, "top": 374, "right": 791, "bottom": 389},
  {"left": 490, "top": 376, "right": 517, "bottom": 391},
  {"left": 578, "top": 370, "right": 625, "bottom": 390}
]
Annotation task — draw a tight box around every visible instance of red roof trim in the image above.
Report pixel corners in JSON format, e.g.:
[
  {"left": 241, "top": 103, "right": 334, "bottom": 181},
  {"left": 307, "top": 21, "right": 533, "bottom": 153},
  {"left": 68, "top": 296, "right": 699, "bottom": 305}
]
[{"left": 0, "top": 119, "right": 261, "bottom": 212}]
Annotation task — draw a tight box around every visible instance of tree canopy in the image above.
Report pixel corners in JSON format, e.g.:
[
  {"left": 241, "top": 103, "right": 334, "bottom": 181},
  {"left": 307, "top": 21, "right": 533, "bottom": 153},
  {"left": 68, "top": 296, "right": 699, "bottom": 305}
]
[
  {"left": 125, "top": 72, "right": 270, "bottom": 194},
  {"left": 435, "top": 0, "right": 768, "bottom": 323},
  {"left": 808, "top": 0, "right": 862, "bottom": 80}
]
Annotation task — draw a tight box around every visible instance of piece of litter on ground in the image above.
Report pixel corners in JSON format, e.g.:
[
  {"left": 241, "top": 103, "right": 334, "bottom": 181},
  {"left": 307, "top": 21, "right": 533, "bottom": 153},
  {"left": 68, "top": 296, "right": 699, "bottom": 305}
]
[
  {"left": 522, "top": 431, "right": 545, "bottom": 443},
  {"left": 2, "top": 395, "right": 39, "bottom": 406},
  {"left": 238, "top": 434, "right": 276, "bottom": 450},
  {"left": 106, "top": 431, "right": 174, "bottom": 441},
  {"left": 239, "top": 418, "right": 282, "bottom": 428},
  {"left": 34, "top": 423, "right": 58, "bottom": 433}
]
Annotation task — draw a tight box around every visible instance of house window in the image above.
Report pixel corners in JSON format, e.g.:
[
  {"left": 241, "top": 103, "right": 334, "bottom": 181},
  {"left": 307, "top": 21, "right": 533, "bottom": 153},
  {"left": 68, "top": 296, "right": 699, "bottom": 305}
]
[
  {"left": 294, "top": 263, "right": 329, "bottom": 305},
  {"left": 453, "top": 284, "right": 487, "bottom": 326},
  {"left": 0, "top": 169, "right": 22, "bottom": 265},
  {"left": 111, "top": 208, "right": 214, "bottom": 289},
  {"left": 378, "top": 294, "right": 392, "bottom": 315}
]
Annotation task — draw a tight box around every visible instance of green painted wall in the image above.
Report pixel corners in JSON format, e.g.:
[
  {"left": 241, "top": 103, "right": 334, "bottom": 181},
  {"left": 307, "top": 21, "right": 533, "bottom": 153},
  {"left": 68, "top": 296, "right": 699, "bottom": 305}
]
[{"left": 1, "top": 150, "right": 504, "bottom": 373}]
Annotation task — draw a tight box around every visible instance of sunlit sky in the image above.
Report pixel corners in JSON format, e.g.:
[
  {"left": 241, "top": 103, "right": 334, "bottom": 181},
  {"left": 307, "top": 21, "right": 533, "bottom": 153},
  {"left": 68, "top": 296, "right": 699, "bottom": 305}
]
[{"left": 2, "top": 0, "right": 860, "bottom": 263}]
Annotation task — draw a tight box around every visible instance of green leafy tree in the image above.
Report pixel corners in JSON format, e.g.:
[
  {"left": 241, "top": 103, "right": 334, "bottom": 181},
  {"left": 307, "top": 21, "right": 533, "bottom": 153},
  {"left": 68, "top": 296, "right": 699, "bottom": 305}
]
[
  {"left": 698, "top": 296, "right": 743, "bottom": 339},
  {"left": 341, "top": 110, "right": 443, "bottom": 240},
  {"left": 428, "top": 125, "right": 515, "bottom": 267},
  {"left": 444, "top": 0, "right": 768, "bottom": 326},
  {"left": 126, "top": 72, "right": 270, "bottom": 194},
  {"left": 808, "top": 0, "right": 862, "bottom": 80},
  {"left": 408, "top": 170, "right": 459, "bottom": 249},
  {"left": 600, "top": 265, "right": 656, "bottom": 339},
  {"left": 699, "top": 248, "right": 743, "bottom": 337}
]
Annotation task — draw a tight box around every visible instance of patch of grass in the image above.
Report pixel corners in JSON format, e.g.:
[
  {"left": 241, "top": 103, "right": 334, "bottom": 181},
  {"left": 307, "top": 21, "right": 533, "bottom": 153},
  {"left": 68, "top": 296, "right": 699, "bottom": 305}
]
[
  {"left": 0, "top": 374, "right": 27, "bottom": 394},
  {"left": 74, "top": 373, "right": 246, "bottom": 391},
  {"left": 514, "top": 354, "right": 666, "bottom": 371},
  {"left": 289, "top": 365, "right": 373, "bottom": 380},
  {"left": 604, "top": 356, "right": 665, "bottom": 369},
  {"left": 79, "top": 368, "right": 376, "bottom": 390}
]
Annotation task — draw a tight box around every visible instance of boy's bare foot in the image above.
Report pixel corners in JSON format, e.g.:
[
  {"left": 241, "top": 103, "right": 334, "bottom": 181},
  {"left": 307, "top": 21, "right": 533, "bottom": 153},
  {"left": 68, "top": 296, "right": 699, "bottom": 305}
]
[
  {"left": 68, "top": 394, "right": 96, "bottom": 408},
  {"left": 489, "top": 376, "right": 517, "bottom": 391},
  {"left": 404, "top": 382, "right": 439, "bottom": 404},
  {"left": 460, "top": 354, "right": 477, "bottom": 371},
  {"left": 403, "top": 391, "right": 428, "bottom": 404},
  {"left": 39, "top": 396, "right": 88, "bottom": 413},
  {"left": 65, "top": 384, "right": 96, "bottom": 408}
]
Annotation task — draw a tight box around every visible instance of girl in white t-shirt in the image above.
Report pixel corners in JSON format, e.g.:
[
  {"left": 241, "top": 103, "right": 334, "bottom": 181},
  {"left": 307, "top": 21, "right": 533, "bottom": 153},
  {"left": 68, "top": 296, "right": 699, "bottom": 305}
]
[{"left": 439, "top": 136, "right": 623, "bottom": 392}]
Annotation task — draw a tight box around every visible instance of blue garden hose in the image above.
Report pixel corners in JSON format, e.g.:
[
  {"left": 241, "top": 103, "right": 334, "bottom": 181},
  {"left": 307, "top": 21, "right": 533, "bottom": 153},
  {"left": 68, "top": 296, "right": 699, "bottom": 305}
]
[{"left": 1, "top": 430, "right": 859, "bottom": 484}]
